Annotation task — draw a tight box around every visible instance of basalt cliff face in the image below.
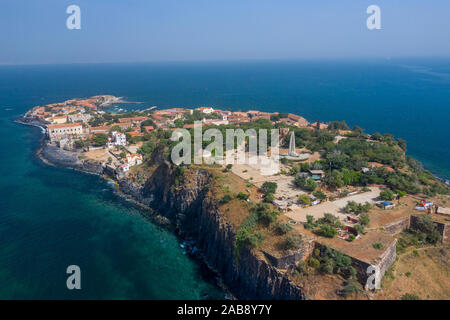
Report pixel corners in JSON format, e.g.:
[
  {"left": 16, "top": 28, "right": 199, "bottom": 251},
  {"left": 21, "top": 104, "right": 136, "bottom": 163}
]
[{"left": 131, "top": 153, "right": 307, "bottom": 300}]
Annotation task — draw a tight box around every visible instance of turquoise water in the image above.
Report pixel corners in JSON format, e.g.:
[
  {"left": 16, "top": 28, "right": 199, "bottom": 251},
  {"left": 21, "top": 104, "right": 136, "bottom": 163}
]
[
  {"left": 0, "top": 59, "right": 449, "bottom": 299},
  {"left": 0, "top": 105, "right": 223, "bottom": 299}
]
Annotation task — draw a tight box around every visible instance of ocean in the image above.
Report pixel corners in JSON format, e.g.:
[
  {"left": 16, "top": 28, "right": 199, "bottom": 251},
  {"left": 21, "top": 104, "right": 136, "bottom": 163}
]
[{"left": 0, "top": 59, "right": 449, "bottom": 298}]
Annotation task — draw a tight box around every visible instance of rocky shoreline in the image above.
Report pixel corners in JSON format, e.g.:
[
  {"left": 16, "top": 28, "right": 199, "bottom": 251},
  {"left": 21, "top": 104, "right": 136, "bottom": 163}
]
[
  {"left": 16, "top": 115, "right": 307, "bottom": 300},
  {"left": 16, "top": 116, "right": 235, "bottom": 298}
]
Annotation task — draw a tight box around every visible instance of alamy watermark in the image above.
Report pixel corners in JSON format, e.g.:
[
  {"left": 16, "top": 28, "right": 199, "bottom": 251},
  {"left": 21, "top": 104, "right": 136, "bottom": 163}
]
[
  {"left": 65, "top": 5, "right": 381, "bottom": 31},
  {"left": 366, "top": 265, "right": 381, "bottom": 290},
  {"left": 367, "top": 5, "right": 381, "bottom": 30},
  {"left": 66, "top": 5, "right": 81, "bottom": 30},
  {"left": 66, "top": 265, "right": 81, "bottom": 290},
  {"left": 170, "top": 121, "right": 280, "bottom": 175}
]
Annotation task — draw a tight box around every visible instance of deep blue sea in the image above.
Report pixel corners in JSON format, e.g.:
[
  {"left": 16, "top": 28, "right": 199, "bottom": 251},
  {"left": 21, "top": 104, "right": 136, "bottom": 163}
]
[{"left": 0, "top": 59, "right": 449, "bottom": 299}]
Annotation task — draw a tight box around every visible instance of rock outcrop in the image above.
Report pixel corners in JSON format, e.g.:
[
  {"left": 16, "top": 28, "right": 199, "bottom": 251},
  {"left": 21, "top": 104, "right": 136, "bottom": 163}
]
[{"left": 138, "top": 159, "right": 307, "bottom": 300}]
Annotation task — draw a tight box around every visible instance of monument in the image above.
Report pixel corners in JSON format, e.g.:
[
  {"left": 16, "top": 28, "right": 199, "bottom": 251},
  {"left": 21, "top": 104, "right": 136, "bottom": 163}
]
[
  {"left": 281, "top": 131, "right": 310, "bottom": 161},
  {"left": 288, "top": 131, "right": 298, "bottom": 156}
]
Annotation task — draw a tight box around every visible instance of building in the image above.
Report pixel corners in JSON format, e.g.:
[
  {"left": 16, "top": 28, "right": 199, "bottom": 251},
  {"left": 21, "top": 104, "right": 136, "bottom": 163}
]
[
  {"left": 126, "top": 153, "right": 143, "bottom": 166},
  {"left": 118, "top": 116, "right": 149, "bottom": 125},
  {"left": 112, "top": 131, "right": 126, "bottom": 146},
  {"left": 202, "top": 116, "right": 229, "bottom": 126},
  {"left": 288, "top": 114, "right": 309, "bottom": 127},
  {"left": 90, "top": 126, "right": 110, "bottom": 134},
  {"left": 119, "top": 164, "right": 129, "bottom": 172},
  {"left": 309, "top": 170, "right": 325, "bottom": 181},
  {"left": 379, "top": 201, "right": 395, "bottom": 210},
  {"left": 68, "top": 113, "right": 92, "bottom": 123},
  {"left": 197, "top": 107, "right": 214, "bottom": 114},
  {"left": 47, "top": 123, "right": 83, "bottom": 141},
  {"left": 50, "top": 115, "right": 68, "bottom": 124},
  {"left": 143, "top": 126, "right": 154, "bottom": 133}
]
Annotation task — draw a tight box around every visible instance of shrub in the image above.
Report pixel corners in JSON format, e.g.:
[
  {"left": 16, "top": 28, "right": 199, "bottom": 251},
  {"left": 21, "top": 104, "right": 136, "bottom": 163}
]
[
  {"left": 308, "top": 257, "right": 320, "bottom": 269},
  {"left": 263, "top": 193, "right": 275, "bottom": 203},
  {"left": 220, "top": 194, "right": 232, "bottom": 204},
  {"left": 354, "top": 224, "right": 365, "bottom": 235},
  {"left": 284, "top": 234, "right": 303, "bottom": 251},
  {"left": 320, "top": 259, "right": 335, "bottom": 274},
  {"left": 372, "top": 242, "right": 384, "bottom": 250},
  {"left": 254, "top": 203, "right": 278, "bottom": 225},
  {"left": 261, "top": 182, "right": 277, "bottom": 195},
  {"left": 318, "top": 213, "right": 343, "bottom": 228},
  {"left": 413, "top": 215, "right": 442, "bottom": 244},
  {"left": 317, "top": 224, "right": 337, "bottom": 238},
  {"left": 405, "top": 272, "right": 411, "bottom": 277},
  {"left": 296, "top": 261, "right": 306, "bottom": 274},
  {"left": 304, "top": 215, "right": 316, "bottom": 230},
  {"left": 273, "top": 222, "right": 292, "bottom": 235},
  {"left": 236, "top": 192, "right": 249, "bottom": 201},
  {"left": 340, "top": 281, "right": 358, "bottom": 297},
  {"left": 295, "top": 175, "right": 317, "bottom": 191},
  {"left": 344, "top": 201, "right": 371, "bottom": 214},
  {"left": 380, "top": 189, "right": 395, "bottom": 201},
  {"left": 298, "top": 194, "right": 311, "bottom": 205},
  {"left": 313, "top": 190, "right": 327, "bottom": 200},
  {"left": 359, "top": 213, "right": 370, "bottom": 226}
]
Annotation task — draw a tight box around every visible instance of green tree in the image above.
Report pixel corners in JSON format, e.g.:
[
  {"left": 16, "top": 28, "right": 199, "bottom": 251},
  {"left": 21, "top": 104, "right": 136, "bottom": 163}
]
[
  {"left": 92, "top": 133, "right": 108, "bottom": 146},
  {"left": 380, "top": 189, "right": 395, "bottom": 201},
  {"left": 261, "top": 182, "right": 277, "bottom": 195}
]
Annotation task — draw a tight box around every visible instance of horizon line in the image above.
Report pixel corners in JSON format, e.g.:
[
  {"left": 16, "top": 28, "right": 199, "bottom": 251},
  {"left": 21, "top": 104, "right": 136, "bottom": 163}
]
[{"left": 1, "top": 55, "right": 450, "bottom": 67}]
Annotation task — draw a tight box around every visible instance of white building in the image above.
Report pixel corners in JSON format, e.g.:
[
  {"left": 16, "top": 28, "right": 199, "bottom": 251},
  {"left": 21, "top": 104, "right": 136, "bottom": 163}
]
[
  {"left": 126, "top": 153, "right": 143, "bottom": 166},
  {"left": 68, "top": 113, "right": 92, "bottom": 123},
  {"left": 119, "top": 164, "right": 129, "bottom": 172},
  {"left": 197, "top": 107, "right": 214, "bottom": 114},
  {"left": 47, "top": 123, "right": 83, "bottom": 141},
  {"left": 112, "top": 131, "right": 127, "bottom": 146},
  {"left": 202, "top": 115, "right": 229, "bottom": 126}
]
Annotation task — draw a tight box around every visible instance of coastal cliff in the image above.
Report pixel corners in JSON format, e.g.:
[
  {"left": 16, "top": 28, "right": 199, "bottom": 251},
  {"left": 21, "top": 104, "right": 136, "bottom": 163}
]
[
  {"left": 24, "top": 121, "right": 307, "bottom": 299},
  {"left": 119, "top": 154, "right": 307, "bottom": 300}
]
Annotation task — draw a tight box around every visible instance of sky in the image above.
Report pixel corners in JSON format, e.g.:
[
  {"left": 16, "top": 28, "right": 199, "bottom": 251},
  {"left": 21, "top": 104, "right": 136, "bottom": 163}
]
[{"left": 1, "top": 0, "right": 449, "bottom": 65}]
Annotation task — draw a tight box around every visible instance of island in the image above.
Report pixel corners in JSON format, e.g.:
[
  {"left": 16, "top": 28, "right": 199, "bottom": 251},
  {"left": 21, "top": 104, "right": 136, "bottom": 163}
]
[{"left": 18, "top": 95, "right": 450, "bottom": 300}]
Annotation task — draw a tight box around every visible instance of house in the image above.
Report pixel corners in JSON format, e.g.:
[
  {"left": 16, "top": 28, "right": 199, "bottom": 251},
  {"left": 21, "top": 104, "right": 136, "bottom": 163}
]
[
  {"left": 47, "top": 123, "right": 83, "bottom": 141},
  {"left": 379, "top": 201, "right": 395, "bottom": 210},
  {"left": 202, "top": 116, "right": 229, "bottom": 126},
  {"left": 50, "top": 115, "right": 68, "bottom": 124},
  {"left": 119, "top": 164, "right": 129, "bottom": 172},
  {"left": 127, "top": 153, "right": 143, "bottom": 166},
  {"left": 126, "top": 131, "right": 143, "bottom": 138},
  {"left": 115, "top": 122, "right": 132, "bottom": 130},
  {"left": 90, "top": 126, "right": 110, "bottom": 134},
  {"left": 143, "top": 126, "right": 154, "bottom": 133},
  {"left": 309, "top": 170, "right": 325, "bottom": 181},
  {"left": 68, "top": 113, "right": 92, "bottom": 123},
  {"left": 310, "top": 122, "right": 328, "bottom": 130},
  {"left": 288, "top": 114, "right": 309, "bottom": 127},
  {"left": 112, "top": 131, "right": 126, "bottom": 146},
  {"left": 197, "top": 107, "right": 214, "bottom": 114}
]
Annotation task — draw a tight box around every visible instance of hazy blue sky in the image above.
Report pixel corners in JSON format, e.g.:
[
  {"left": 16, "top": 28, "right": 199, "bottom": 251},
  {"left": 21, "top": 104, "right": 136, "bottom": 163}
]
[{"left": 1, "top": 0, "right": 449, "bottom": 64}]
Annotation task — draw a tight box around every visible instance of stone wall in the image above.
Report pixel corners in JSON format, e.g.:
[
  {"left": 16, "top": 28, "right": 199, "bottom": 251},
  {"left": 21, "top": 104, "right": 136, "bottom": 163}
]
[
  {"left": 383, "top": 216, "right": 410, "bottom": 235},
  {"left": 262, "top": 238, "right": 315, "bottom": 270},
  {"left": 410, "top": 214, "right": 449, "bottom": 244}
]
